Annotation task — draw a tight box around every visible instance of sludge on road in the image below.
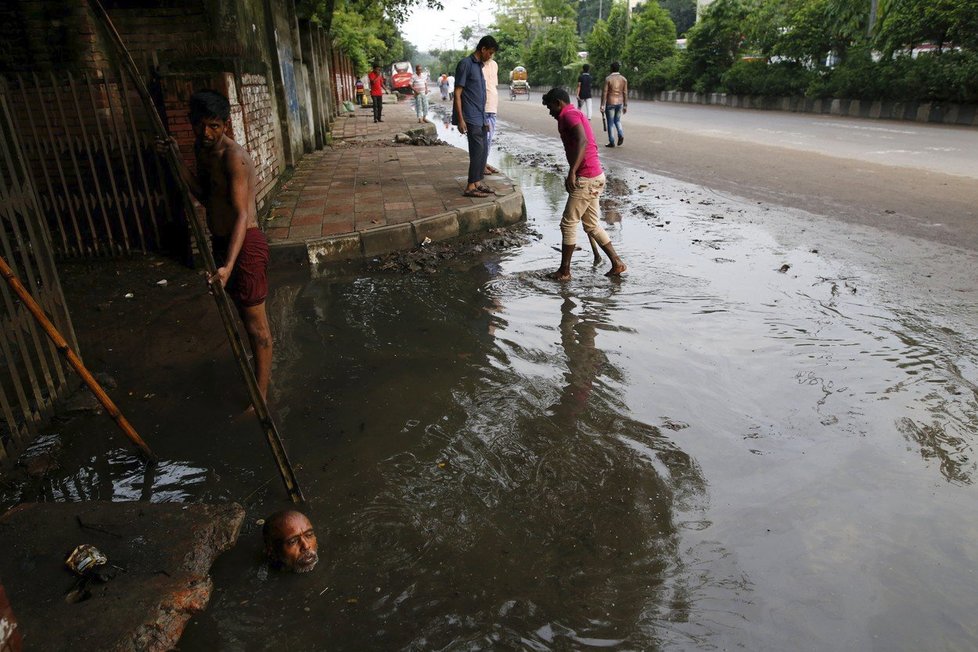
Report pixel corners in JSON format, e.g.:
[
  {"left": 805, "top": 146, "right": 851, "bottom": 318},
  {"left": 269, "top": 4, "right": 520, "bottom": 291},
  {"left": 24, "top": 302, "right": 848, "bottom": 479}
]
[{"left": 15, "top": 116, "right": 978, "bottom": 650}]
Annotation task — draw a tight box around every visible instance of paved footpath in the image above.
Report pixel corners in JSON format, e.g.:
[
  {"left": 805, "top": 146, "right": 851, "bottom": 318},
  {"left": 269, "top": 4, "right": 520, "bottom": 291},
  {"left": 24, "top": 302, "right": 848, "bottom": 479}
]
[{"left": 263, "top": 98, "right": 525, "bottom": 267}]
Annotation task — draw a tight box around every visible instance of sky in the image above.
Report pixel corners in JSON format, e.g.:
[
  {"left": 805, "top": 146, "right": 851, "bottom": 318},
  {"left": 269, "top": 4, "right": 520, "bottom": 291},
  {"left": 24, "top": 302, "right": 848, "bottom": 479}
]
[{"left": 400, "top": 0, "right": 498, "bottom": 53}]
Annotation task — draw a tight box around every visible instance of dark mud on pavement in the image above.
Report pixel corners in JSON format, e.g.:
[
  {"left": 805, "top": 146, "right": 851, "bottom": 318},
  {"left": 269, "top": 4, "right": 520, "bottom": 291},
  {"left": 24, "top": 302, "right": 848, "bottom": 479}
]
[{"left": 5, "top": 111, "right": 978, "bottom": 650}]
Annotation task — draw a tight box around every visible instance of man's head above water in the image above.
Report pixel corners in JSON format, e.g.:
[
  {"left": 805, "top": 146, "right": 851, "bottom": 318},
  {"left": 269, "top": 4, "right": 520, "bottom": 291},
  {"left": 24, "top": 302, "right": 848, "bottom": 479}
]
[{"left": 263, "top": 509, "right": 319, "bottom": 573}]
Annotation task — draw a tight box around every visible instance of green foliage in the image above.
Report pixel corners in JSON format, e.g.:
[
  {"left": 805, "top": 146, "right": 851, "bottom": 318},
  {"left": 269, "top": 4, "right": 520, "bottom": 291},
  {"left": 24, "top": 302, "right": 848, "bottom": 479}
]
[
  {"left": 491, "top": 12, "right": 532, "bottom": 73},
  {"left": 623, "top": 3, "right": 677, "bottom": 75},
  {"left": 643, "top": 55, "right": 683, "bottom": 91},
  {"left": 585, "top": 1, "right": 630, "bottom": 79},
  {"left": 606, "top": 1, "right": 630, "bottom": 47},
  {"left": 535, "top": 0, "right": 578, "bottom": 23},
  {"left": 809, "top": 49, "right": 978, "bottom": 103},
  {"left": 720, "top": 59, "right": 815, "bottom": 95},
  {"left": 577, "top": 0, "right": 606, "bottom": 36},
  {"left": 430, "top": 48, "right": 468, "bottom": 76},
  {"left": 330, "top": 9, "right": 389, "bottom": 74},
  {"left": 525, "top": 21, "right": 581, "bottom": 87},
  {"left": 657, "top": 0, "right": 697, "bottom": 36},
  {"left": 585, "top": 20, "right": 617, "bottom": 78},
  {"left": 679, "top": 0, "right": 752, "bottom": 92},
  {"left": 874, "top": 0, "right": 978, "bottom": 55}
]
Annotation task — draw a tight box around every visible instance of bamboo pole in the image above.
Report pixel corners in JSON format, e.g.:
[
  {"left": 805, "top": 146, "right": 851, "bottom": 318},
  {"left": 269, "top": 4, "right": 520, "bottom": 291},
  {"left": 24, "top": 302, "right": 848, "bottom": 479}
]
[
  {"left": 0, "top": 254, "right": 156, "bottom": 461},
  {"left": 86, "top": 0, "right": 304, "bottom": 503}
]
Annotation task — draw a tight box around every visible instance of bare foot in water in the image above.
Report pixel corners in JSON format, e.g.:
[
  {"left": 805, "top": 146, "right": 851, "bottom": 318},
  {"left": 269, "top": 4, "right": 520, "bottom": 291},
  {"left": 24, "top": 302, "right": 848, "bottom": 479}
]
[
  {"left": 551, "top": 269, "right": 572, "bottom": 281},
  {"left": 605, "top": 263, "right": 627, "bottom": 277}
]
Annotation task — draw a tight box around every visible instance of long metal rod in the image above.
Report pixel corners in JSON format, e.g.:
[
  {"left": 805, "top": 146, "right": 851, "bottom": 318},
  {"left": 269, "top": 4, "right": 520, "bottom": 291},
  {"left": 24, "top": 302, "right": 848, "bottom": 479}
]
[
  {"left": 87, "top": 0, "right": 304, "bottom": 503},
  {"left": 0, "top": 254, "right": 156, "bottom": 461}
]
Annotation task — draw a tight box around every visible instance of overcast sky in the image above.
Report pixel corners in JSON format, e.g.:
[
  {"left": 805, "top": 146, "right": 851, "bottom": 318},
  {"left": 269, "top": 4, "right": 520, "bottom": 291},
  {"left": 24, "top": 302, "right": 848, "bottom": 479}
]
[{"left": 400, "top": 0, "right": 498, "bottom": 53}]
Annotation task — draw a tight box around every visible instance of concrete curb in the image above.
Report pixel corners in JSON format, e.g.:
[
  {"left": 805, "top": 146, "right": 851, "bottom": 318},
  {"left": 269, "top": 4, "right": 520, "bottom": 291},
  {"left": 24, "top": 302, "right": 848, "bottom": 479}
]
[
  {"left": 281, "top": 188, "right": 526, "bottom": 269},
  {"left": 641, "top": 90, "right": 978, "bottom": 126}
]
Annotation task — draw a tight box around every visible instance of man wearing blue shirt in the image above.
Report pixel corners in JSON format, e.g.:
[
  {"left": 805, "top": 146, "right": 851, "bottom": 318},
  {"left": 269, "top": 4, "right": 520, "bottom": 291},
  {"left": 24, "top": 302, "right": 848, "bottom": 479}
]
[{"left": 452, "top": 35, "right": 499, "bottom": 198}]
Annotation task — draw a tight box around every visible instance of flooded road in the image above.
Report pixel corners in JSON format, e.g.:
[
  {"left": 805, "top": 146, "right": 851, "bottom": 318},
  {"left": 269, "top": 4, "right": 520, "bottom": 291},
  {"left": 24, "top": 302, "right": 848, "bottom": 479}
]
[{"left": 9, "top": 117, "right": 978, "bottom": 650}]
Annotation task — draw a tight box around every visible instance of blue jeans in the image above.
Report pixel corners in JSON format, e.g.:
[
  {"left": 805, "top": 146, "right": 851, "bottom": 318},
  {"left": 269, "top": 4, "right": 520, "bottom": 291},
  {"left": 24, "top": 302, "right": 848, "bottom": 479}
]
[
  {"left": 415, "top": 93, "right": 429, "bottom": 118},
  {"left": 604, "top": 104, "right": 623, "bottom": 144},
  {"left": 465, "top": 122, "right": 488, "bottom": 184}
]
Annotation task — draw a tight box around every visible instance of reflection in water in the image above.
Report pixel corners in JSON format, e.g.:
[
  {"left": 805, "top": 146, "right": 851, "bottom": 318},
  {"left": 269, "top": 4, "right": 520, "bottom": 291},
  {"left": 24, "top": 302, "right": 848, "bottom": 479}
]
[
  {"left": 13, "top": 114, "right": 978, "bottom": 650},
  {"left": 24, "top": 450, "right": 208, "bottom": 503}
]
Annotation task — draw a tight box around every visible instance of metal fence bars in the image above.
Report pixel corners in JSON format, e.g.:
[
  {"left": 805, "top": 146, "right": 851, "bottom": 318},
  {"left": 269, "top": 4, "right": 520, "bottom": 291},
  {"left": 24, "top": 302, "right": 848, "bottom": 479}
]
[
  {"left": 0, "top": 69, "right": 186, "bottom": 260},
  {"left": 0, "top": 92, "right": 78, "bottom": 463}
]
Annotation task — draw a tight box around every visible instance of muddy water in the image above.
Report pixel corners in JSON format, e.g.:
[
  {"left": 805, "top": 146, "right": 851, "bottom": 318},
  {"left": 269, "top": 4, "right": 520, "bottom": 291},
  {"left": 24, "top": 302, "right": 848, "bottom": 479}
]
[{"left": 11, "top": 118, "right": 978, "bottom": 650}]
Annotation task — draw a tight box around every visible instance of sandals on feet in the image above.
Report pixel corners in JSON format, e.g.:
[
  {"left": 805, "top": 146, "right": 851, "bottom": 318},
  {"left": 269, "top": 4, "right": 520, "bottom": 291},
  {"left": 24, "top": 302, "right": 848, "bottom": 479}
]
[
  {"left": 476, "top": 184, "right": 496, "bottom": 194},
  {"left": 463, "top": 189, "right": 491, "bottom": 198}
]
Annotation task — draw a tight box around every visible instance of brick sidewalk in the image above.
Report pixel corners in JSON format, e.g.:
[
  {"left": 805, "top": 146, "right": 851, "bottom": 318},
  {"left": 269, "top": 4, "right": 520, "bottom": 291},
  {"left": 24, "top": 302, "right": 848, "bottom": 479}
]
[{"left": 264, "top": 98, "right": 524, "bottom": 264}]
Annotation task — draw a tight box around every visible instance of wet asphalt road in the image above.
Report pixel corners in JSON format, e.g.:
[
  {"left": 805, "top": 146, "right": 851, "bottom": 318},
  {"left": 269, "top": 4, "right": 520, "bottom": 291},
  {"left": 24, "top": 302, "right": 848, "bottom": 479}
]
[{"left": 499, "top": 96, "right": 978, "bottom": 252}]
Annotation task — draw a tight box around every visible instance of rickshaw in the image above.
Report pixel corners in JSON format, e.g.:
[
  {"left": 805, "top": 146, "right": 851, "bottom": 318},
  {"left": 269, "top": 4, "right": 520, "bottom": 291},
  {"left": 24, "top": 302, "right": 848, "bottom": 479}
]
[{"left": 509, "top": 66, "right": 530, "bottom": 101}]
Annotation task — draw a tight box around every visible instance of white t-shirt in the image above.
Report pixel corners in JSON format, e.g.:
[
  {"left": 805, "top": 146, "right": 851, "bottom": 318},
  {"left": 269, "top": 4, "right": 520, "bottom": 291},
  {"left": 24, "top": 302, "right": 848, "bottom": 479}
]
[{"left": 483, "top": 59, "right": 499, "bottom": 114}]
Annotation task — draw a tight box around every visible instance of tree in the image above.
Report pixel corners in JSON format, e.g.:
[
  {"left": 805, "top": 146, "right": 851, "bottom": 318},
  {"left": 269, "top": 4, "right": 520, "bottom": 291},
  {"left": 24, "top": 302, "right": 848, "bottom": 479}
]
[
  {"left": 657, "top": 0, "right": 697, "bottom": 36},
  {"left": 874, "top": 0, "right": 978, "bottom": 55},
  {"left": 577, "top": 0, "right": 605, "bottom": 36},
  {"left": 299, "top": 0, "right": 444, "bottom": 31},
  {"left": 606, "top": 0, "right": 630, "bottom": 48},
  {"left": 585, "top": 0, "right": 628, "bottom": 77},
  {"left": 525, "top": 21, "right": 581, "bottom": 86},
  {"left": 535, "top": 0, "right": 578, "bottom": 23},
  {"left": 491, "top": 12, "right": 533, "bottom": 74},
  {"left": 459, "top": 25, "right": 475, "bottom": 49},
  {"left": 585, "top": 19, "right": 616, "bottom": 78},
  {"left": 622, "top": 2, "right": 677, "bottom": 77},
  {"left": 680, "top": 0, "right": 752, "bottom": 92}
]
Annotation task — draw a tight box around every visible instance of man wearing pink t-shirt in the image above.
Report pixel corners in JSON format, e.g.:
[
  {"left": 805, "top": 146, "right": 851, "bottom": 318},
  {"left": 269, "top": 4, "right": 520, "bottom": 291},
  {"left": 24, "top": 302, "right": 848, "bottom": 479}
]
[{"left": 542, "top": 87, "right": 626, "bottom": 280}]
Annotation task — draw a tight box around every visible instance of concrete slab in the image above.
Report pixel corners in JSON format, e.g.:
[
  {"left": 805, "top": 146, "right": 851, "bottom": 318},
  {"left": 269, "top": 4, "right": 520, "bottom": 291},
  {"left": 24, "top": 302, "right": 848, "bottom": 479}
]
[{"left": 0, "top": 502, "right": 244, "bottom": 652}]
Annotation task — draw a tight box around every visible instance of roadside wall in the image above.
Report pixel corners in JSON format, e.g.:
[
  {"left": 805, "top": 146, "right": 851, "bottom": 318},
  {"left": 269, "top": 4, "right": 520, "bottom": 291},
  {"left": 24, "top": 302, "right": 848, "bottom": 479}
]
[{"left": 635, "top": 89, "right": 978, "bottom": 126}]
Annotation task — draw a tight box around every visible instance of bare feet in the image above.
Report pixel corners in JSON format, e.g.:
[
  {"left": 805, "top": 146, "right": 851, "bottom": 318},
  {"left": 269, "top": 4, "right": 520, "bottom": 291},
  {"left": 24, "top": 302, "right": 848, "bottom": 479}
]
[
  {"left": 605, "top": 263, "right": 627, "bottom": 277},
  {"left": 551, "top": 269, "right": 572, "bottom": 281}
]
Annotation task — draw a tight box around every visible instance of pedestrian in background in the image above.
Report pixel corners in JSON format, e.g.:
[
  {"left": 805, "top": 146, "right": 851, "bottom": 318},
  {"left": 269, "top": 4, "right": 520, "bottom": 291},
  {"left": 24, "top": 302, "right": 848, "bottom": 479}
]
[
  {"left": 452, "top": 35, "right": 499, "bottom": 198},
  {"left": 355, "top": 78, "right": 365, "bottom": 106},
  {"left": 542, "top": 87, "right": 627, "bottom": 280},
  {"left": 411, "top": 64, "right": 430, "bottom": 123},
  {"left": 439, "top": 73, "right": 449, "bottom": 101},
  {"left": 600, "top": 61, "right": 628, "bottom": 147},
  {"left": 368, "top": 63, "right": 387, "bottom": 123},
  {"left": 483, "top": 54, "right": 501, "bottom": 175},
  {"left": 576, "top": 64, "right": 593, "bottom": 120}
]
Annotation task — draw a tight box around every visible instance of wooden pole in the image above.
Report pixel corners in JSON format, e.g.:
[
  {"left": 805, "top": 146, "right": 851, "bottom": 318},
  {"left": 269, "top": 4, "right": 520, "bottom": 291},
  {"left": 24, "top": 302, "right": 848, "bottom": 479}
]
[
  {"left": 0, "top": 254, "right": 157, "bottom": 461},
  {"left": 86, "top": 0, "right": 304, "bottom": 503}
]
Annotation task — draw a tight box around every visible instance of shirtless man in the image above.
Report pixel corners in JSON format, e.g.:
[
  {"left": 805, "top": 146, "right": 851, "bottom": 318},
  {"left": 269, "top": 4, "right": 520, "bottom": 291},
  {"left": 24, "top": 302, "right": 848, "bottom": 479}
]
[
  {"left": 165, "top": 89, "right": 272, "bottom": 401},
  {"left": 600, "top": 62, "right": 628, "bottom": 148}
]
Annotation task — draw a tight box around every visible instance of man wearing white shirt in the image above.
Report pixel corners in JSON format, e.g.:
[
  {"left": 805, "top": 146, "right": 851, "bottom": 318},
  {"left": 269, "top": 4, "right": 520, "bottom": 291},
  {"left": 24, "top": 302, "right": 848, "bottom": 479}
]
[{"left": 483, "top": 56, "right": 500, "bottom": 175}]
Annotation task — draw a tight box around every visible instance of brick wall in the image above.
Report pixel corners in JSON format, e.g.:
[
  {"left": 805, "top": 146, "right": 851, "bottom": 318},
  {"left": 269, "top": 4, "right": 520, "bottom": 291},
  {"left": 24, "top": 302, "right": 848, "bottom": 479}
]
[
  {"left": 0, "top": 0, "right": 105, "bottom": 74},
  {"left": 162, "top": 71, "right": 281, "bottom": 213}
]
